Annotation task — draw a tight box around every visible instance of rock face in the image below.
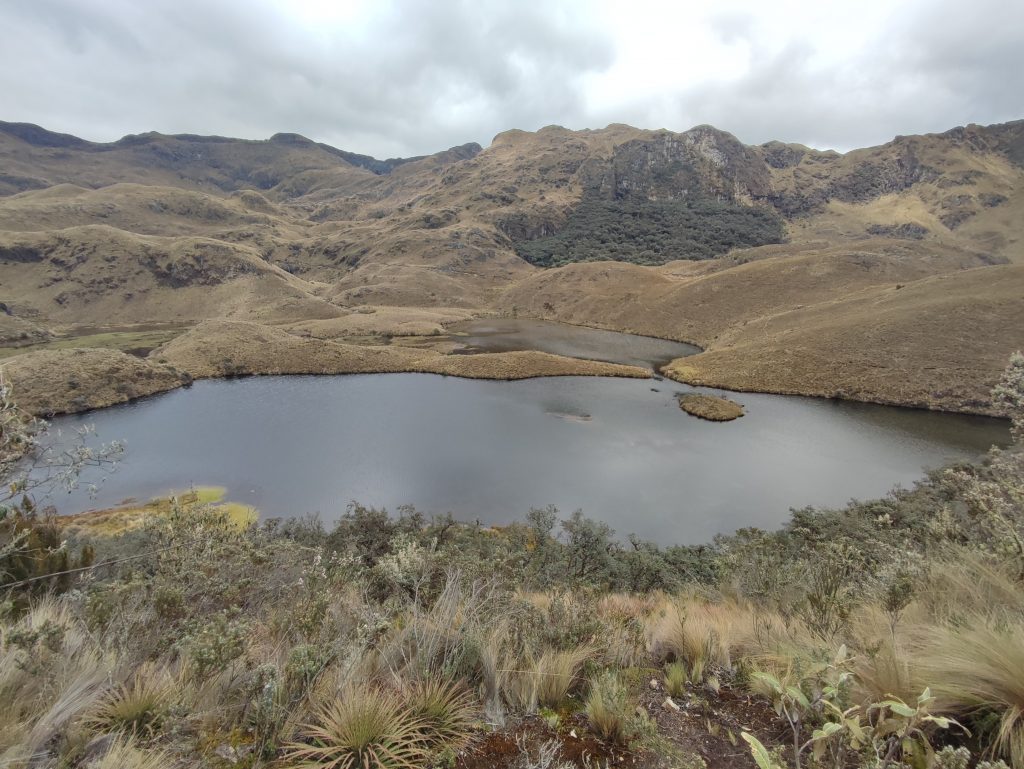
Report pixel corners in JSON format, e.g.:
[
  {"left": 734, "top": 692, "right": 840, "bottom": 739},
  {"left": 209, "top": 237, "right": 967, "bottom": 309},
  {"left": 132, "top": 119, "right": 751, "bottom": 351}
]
[{"left": 578, "top": 125, "right": 774, "bottom": 203}]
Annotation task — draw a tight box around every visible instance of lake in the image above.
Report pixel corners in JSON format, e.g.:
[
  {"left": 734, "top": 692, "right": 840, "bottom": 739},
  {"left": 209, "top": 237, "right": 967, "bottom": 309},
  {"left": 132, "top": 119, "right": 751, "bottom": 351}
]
[{"left": 43, "top": 365, "right": 1008, "bottom": 544}]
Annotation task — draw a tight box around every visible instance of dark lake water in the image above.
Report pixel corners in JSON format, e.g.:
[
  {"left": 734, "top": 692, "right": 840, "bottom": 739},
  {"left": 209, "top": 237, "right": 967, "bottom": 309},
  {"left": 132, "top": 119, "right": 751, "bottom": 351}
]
[{"left": 45, "top": 373, "right": 1008, "bottom": 545}]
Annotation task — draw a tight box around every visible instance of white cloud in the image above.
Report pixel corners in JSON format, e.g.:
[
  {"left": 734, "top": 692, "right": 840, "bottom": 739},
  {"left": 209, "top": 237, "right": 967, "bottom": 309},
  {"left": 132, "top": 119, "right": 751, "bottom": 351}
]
[{"left": 0, "top": 0, "right": 1020, "bottom": 157}]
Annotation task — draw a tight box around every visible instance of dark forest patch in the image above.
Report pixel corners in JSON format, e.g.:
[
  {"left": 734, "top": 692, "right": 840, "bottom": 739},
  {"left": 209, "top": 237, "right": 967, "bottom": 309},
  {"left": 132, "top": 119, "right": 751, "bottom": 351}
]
[{"left": 512, "top": 198, "right": 785, "bottom": 267}]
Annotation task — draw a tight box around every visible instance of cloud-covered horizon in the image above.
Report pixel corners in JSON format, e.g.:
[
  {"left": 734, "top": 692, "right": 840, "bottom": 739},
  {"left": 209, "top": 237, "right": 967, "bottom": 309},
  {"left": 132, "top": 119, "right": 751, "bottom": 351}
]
[{"left": 2, "top": 0, "right": 1022, "bottom": 159}]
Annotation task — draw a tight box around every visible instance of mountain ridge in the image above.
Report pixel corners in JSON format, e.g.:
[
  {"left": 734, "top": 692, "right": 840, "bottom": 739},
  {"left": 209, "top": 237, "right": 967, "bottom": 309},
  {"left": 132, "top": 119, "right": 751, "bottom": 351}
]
[{"left": 0, "top": 116, "right": 1022, "bottom": 417}]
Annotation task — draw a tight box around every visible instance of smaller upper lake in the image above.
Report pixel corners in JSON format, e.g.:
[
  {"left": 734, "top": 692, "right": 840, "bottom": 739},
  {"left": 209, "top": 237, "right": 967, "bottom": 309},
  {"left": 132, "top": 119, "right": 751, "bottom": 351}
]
[{"left": 447, "top": 318, "right": 701, "bottom": 370}]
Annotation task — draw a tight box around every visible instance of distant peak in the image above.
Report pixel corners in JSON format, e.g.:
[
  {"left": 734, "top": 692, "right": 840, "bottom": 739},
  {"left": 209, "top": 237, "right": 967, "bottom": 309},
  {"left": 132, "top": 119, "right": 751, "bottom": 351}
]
[
  {"left": 0, "top": 121, "right": 91, "bottom": 148},
  {"left": 269, "top": 132, "right": 315, "bottom": 146}
]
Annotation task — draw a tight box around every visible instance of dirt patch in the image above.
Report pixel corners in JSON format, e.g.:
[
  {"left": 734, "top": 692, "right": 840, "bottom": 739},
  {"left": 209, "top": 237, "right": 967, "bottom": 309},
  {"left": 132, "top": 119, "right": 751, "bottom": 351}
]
[
  {"left": 638, "top": 681, "right": 785, "bottom": 769},
  {"left": 456, "top": 714, "right": 623, "bottom": 769},
  {"left": 678, "top": 394, "right": 744, "bottom": 422},
  {"left": 453, "top": 680, "right": 784, "bottom": 769}
]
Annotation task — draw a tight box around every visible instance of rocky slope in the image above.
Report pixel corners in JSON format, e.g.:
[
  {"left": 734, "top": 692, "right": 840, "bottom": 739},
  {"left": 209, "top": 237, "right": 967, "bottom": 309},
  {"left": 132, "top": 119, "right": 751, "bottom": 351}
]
[{"left": 0, "top": 118, "right": 1022, "bottom": 415}]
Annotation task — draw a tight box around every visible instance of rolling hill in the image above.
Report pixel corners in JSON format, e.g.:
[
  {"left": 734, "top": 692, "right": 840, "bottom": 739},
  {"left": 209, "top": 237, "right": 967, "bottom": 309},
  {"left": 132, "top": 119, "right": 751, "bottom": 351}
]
[{"left": 1, "top": 117, "right": 1022, "bottom": 416}]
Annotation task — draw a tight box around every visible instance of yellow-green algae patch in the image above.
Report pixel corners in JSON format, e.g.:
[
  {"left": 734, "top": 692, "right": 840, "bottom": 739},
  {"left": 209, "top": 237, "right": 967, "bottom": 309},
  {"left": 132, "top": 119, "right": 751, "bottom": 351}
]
[{"left": 60, "top": 485, "right": 257, "bottom": 537}]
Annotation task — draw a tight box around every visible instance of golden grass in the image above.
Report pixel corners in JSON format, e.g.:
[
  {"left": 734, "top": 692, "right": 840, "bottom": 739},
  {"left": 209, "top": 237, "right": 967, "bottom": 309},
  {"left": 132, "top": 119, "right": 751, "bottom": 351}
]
[
  {"left": 921, "top": 622, "right": 1024, "bottom": 769},
  {"left": 677, "top": 393, "right": 745, "bottom": 421},
  {"left": 89, "top": 733, "right": 171, "bottom": 769}
]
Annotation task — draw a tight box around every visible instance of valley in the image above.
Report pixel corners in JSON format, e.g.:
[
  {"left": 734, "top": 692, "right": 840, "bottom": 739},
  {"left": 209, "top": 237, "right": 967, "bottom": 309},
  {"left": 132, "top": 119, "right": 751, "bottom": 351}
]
[{"left": 0, "top": 118, "right": 1021, "bottom": 420}]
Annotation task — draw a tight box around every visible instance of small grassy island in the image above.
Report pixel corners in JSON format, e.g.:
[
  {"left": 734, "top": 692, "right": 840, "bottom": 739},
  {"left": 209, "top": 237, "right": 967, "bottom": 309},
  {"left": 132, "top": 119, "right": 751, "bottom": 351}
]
[{"left": 678, "top": 393, "right": 745, "bottom": 421}]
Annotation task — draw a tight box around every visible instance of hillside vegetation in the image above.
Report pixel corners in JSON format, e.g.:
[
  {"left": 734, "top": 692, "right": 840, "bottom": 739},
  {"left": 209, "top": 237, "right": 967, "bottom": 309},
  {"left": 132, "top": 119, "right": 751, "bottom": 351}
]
[
  {"left": 1, "top": 356, "right": 1022, "bottom": 769},
  {"left": 513, "top": 198, "right": 785, "bottom": 267}
]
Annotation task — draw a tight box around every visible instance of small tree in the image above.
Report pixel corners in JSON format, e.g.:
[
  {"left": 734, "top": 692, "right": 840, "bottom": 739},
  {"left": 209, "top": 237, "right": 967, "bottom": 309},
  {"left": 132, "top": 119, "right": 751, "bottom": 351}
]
[
  {"left": 944, "top": 354, "right": 1024, "bottom": 577},
  {"left": 0, "top": 375, "right": 120, "bottom": 592},
  {"left": 560, "top": 509, "right": 618, "bottom": 583},
  {"left": 993, "top": 351, "right": 1024, "bottom": 443}
]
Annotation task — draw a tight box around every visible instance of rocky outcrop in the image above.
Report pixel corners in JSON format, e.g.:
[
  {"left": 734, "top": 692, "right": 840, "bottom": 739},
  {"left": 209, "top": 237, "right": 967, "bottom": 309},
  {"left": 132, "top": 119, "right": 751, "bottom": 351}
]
[{"left": 578, "top": 126, "right": 773, "bottom": 203}]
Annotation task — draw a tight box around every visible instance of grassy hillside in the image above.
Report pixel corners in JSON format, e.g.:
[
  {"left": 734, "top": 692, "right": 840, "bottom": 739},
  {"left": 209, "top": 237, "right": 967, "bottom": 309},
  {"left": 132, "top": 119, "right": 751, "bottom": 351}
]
[{"left": 0, "top": 118, "right": 1022, "bottom": 416}]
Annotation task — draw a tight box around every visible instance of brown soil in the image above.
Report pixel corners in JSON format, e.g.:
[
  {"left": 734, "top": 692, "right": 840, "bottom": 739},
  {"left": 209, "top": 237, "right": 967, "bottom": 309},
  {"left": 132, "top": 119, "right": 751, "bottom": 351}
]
[
  {"left": 678, "top": 394, "right": 745, "bottom": 421},
  {"left": 638, "top": 681, "right": 785, "bottom": 769},
  {"left": 453, "top": 680, "right": 784, "bottom": 769}
]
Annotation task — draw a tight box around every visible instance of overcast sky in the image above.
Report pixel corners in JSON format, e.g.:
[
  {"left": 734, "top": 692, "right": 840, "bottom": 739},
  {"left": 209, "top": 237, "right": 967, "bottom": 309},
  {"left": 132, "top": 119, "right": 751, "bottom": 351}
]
[{"left": 2, "top": 0, "right": 1022, "bottom": 159}]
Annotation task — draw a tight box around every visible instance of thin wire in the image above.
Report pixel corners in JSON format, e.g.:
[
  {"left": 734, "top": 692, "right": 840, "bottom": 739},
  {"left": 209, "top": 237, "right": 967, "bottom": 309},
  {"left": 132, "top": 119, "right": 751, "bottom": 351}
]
[{"left": 1, "top": 532, "right": 322, "bottom": 591}]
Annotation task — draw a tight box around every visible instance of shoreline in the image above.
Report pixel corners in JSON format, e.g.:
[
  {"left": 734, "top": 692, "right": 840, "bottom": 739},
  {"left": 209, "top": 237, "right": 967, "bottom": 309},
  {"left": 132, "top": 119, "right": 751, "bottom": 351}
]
[{"left": 0, "top": 314, "right": 1011, "bottom": 421}]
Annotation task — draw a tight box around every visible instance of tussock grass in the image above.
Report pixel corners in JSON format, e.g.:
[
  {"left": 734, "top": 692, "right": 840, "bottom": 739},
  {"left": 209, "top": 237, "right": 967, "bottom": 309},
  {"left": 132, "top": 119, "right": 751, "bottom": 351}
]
[
  {"left": 664, "top": 662, "right": 689, "bottom": 697},
  {"left": 286, "top": 686, "right": 428, "bottom": 769},
  {"left": 648, "top": 598, "right": 736, "bottom": 676},
  {"left": 0, "top": 598, "right": 115, "bottom": 764},
  {"left": 404, "top": 677, "right": 476, "bottom": 751},
  {"left": 852, "top": 639, "right": 918, "bottom": 707},
  {"left": 505, "top": 647, "right": 593, "bottom": 713},
  {"left": 535, "top": 646, "right": 593, "bottom": 709},
  {"left": 85, "top": 662, "right": 176, "bottom": 736},
  {"left": 90, "top": 733, "right": 171, "bottom": 769},
  {"left": 923, "top": 622, "right": 1024, "bottom": 769},
  {"left": 584, "top": 671, "right": 633, "bottom": 745}
]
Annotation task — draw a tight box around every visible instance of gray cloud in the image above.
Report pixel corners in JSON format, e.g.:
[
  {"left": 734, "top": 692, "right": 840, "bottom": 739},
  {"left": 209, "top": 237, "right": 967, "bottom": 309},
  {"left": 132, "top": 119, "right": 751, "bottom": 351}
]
[
  {"left": 0, "top": 0, "right": 1021, "bottom": 158},
  {"left": 662, "top": 0, "right": 1024, "bottom": 150}
]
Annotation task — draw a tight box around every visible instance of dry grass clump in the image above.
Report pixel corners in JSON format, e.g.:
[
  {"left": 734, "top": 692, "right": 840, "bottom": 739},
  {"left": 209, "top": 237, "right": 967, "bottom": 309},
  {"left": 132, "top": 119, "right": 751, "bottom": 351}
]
[
  {"left": 535, "top": 646, "right": 593, "bottom": 709},
  {"left": 0, "top": 598, "right": 114, "bottom": 765},
  {"left": 85, "top": 663, "right": 176, "bottom": 736},
  {"left": 506, "top": 647, "right": 593, "bottom": 713},
  {"left": 647, "top": 598, "right": 737, "bottom": 678},
  {"left": 922, "top": 622, "right": 1024, "bottom": 769},
  {"left": 89, "top": 733, "right": 171, "bottom": 769},
  {"left": 286, "top": 686, "right": 429, "bottom": 769},
  {"left": 596, "top": 592, "right": 664, "bottom": 622},
  {"left": 914, "top": 555, "right": 1024, "bottom": 625},
  {"left": 584, "top": 670, "right": 640, "bottom": 745},
  {"left": 851, "top": 638, "right": 919, "bottom": 707}
]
